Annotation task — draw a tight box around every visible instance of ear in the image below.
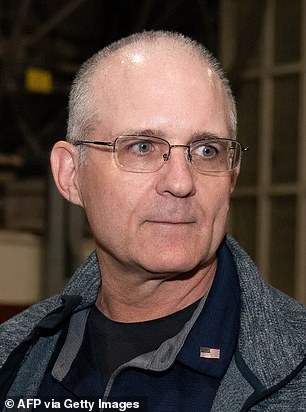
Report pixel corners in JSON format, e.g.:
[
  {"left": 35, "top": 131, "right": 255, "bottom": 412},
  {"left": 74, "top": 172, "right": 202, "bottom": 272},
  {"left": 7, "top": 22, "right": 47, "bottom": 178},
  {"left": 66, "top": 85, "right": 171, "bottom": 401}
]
[
  {"left": 50, "top": 141, "right": 84, "bottom": 207},
  {"left": 230, "top": 164, "right": 240, "bottom": 194}
]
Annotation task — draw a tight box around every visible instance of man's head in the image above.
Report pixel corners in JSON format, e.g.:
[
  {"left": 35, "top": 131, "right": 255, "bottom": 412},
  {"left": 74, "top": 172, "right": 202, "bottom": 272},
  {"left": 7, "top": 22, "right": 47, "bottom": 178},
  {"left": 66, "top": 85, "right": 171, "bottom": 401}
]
[
  {"left": 66, "top": 31, "right": 237, "bottom": 153},
  {"left": 51, "top": 31, "right": 240, "bottom": 277}
]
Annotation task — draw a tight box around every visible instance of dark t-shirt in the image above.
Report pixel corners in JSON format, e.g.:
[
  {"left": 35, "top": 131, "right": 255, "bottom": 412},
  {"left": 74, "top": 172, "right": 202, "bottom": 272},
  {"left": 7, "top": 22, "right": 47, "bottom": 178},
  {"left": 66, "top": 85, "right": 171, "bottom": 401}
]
[
  {"left": 37, "top": 241, "right": 241, "bottom": 412},
  {"left": 85, "top": 300, "right": 200, "bottom": 382}
]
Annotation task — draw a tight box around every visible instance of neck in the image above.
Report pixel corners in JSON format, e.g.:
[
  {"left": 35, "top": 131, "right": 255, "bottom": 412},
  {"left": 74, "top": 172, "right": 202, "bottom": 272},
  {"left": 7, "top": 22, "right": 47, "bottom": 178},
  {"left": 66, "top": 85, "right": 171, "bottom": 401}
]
[{"left": 95, "top": 253, "right": 217, "bottom": 322}]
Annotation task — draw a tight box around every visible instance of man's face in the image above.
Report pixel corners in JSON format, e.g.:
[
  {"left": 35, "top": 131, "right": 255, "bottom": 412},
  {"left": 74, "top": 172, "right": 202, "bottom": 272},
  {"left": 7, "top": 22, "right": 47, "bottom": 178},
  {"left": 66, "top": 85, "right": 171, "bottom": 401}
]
[{"left": 76, "top": 45, "right": 238, "bottom": 276}]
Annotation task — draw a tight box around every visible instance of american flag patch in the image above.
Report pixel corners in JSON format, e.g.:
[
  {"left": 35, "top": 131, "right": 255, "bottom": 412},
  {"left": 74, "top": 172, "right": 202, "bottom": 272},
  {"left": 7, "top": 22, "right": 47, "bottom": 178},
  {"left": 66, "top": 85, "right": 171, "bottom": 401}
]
[{"left": 200, "top": 347, "right": 221, "bottom": 359}]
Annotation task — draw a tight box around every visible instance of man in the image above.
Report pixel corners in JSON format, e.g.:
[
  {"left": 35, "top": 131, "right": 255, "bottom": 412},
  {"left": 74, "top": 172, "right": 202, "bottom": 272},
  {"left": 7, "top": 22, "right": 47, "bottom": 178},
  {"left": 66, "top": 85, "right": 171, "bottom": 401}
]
[{"left": 0, "top": 31, "right": 305, "bottom": 411}]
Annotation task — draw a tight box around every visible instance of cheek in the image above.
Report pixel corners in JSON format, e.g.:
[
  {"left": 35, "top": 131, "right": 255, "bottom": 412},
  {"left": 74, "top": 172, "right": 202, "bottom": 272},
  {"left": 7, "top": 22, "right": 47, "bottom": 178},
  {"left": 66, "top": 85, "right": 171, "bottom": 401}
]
[
  {"left": 213, "top": 187, "right": 232, "bottom": 238},
  {"left": 200, "top": 178, "right": 232, "bottom": 225},
  {"left": 196, "top": 180, "right": 231, "bottom": 256},
  {"left": 80, "top": 167, "right": 153, "bottom": 238}
]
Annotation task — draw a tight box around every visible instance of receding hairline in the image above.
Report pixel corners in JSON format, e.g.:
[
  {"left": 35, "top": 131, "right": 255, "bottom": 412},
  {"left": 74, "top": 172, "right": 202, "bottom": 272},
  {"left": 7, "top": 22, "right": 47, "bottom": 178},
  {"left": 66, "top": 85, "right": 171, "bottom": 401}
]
[{"left": 67, "top": 30, "right": 237, "bottom": 150}]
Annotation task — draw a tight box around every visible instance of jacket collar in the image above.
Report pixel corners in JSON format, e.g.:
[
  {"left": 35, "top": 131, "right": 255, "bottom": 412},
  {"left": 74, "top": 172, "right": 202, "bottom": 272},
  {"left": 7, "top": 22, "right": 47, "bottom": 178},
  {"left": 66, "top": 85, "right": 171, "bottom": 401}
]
[
  {"left": 51, "top": 240, "right": 240, "bottom": 401},
  {"left": 176, "top": 241, "right": 240, "bottom": 377},
  {"left": 225, "top": 235, "right": 306, "bottom": 389},
  {"left": 61, "top": 235, "right": 306, "bottom": 390},
  {"left": 62, "top": 251, "right": 101, "bottom": 308},
  {"left": 2, "top": 234, "right": 305, "bottom": 402}
]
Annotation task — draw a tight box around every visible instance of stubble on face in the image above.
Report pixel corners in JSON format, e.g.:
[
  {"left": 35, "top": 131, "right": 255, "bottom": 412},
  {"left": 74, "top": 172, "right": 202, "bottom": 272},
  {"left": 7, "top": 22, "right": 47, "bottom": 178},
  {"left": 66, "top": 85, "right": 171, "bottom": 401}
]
[{"left": 75, "top": 40, "right": 238, "bottom": 320}]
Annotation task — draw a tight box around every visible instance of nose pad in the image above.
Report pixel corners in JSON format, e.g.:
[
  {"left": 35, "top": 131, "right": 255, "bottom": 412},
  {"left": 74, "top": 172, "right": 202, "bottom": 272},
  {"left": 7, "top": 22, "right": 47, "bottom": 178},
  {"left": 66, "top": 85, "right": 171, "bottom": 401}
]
[
  {"left": 156, "top": 145, "right": 196, "bottom": 198},
  {"left": 185, "top": 148, "right": 192, "bottom": 162},
  {"left": 162, "top": 146, "right": 192, "bottom": 163},
  {"left": 163, "top": 153, "right": 169, "bottom": 162}
]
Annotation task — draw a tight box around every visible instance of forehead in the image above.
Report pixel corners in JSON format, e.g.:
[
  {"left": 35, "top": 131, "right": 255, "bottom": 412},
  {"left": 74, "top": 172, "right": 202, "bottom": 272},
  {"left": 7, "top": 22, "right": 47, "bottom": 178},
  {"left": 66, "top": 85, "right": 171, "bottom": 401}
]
[{"left": 89, "top": 42, "right": 229, "bottom": 138}]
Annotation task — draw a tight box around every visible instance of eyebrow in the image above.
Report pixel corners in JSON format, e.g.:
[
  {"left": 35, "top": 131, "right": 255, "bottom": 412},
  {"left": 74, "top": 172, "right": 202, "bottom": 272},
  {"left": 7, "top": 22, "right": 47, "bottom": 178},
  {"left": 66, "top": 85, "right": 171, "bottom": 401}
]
[
  {"left": 118, "top": 129, "right": 225, "bottom": 142},
  {"left": 119, "top": 129, "right": 167, "bottom": 138},
  {"left": 189, "top": 131, "right": 225, "bottom": 141}
]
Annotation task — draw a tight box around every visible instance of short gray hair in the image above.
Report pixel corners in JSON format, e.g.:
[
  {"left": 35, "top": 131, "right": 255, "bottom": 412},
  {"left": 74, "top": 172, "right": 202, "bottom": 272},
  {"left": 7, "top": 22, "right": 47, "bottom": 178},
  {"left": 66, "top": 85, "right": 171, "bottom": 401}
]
[{"left": 67, "top": 30, "right": 237, "bottom": 149}]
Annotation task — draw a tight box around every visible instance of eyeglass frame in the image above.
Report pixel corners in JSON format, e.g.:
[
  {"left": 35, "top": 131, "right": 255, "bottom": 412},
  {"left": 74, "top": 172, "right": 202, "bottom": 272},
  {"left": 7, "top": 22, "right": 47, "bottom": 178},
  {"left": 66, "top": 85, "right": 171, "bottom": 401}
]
[{"left": 73, "top": 134, "right": 248, "bottom": 174}]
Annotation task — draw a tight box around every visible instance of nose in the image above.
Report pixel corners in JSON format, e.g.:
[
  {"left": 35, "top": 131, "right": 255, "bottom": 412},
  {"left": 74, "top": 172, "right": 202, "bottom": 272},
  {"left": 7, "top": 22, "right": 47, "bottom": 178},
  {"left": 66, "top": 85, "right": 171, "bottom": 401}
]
[{"left": 155, "top": 146, "right": 196, "bottom": 198}]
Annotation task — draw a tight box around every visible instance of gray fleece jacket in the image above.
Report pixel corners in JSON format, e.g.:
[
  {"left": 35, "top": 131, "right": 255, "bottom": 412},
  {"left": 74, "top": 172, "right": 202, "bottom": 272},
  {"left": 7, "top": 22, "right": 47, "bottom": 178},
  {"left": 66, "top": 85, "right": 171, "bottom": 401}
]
[{"left": 0, "top": 235, "right": 305, "bottom": 411}]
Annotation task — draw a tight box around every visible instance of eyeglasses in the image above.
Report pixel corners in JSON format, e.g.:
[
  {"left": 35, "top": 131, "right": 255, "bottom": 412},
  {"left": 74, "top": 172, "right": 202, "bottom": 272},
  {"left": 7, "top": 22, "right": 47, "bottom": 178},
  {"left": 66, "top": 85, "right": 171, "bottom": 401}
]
[{"left": 73, "top": 135, "right": 248, "bottom": 174}]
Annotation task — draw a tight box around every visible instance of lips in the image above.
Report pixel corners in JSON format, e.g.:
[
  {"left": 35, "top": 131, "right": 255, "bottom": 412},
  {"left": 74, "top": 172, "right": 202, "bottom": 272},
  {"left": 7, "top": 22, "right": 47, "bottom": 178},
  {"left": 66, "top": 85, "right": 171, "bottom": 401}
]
[
  {"left": 144, "top": 219, "right": 196, "bottom": 226},
  {"left": 142, "top": 203, "right": 197, "bottom": 226}
]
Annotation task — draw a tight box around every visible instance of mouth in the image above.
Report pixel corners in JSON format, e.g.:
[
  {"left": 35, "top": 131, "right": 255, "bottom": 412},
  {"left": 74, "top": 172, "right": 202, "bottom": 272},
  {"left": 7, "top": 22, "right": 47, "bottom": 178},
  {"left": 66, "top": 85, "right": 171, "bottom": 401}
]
[{"left": 146, "top": 220, "right": 196, "bottom": 225}]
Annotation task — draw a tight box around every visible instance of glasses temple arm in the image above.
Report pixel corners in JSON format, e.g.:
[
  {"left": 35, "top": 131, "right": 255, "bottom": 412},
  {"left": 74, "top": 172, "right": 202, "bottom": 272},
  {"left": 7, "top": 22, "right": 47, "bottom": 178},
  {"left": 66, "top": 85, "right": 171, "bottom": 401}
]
[{"left": 73, "top": 140, "right": 113, "bottom": 147}]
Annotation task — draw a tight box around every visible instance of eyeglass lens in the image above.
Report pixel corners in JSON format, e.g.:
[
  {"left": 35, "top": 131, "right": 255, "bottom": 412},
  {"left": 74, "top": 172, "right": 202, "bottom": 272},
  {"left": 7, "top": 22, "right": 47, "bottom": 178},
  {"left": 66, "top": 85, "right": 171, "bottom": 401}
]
[{"left": 115, "top": 136, "right": 241, "bottom": 173}]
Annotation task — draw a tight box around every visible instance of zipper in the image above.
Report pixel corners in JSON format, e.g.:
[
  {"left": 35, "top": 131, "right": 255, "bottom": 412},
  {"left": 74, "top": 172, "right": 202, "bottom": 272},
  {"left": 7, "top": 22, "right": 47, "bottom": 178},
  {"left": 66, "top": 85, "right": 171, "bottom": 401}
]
[{"left": 240, "top": 354, "right": 306, "bottom": 411}]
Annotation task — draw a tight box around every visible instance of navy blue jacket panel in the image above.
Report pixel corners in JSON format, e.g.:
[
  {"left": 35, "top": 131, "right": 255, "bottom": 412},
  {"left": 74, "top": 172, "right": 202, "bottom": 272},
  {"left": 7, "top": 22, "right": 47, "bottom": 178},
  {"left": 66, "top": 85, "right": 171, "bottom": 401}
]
[{"left": 37, "top": 242, "right": 241, "bottom": 412}]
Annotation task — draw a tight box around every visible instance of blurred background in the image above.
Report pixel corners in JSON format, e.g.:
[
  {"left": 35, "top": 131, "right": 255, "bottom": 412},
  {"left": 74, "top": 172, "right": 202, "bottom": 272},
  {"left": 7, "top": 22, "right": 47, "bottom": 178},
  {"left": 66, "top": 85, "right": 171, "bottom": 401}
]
[{"left": 1, "top": 0, "right": 305, "bottom": 322}]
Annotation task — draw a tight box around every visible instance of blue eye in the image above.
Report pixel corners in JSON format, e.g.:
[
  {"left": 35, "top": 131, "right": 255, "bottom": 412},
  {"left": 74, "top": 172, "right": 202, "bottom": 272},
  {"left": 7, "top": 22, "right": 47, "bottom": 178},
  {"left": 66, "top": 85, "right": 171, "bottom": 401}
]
[
  {"left": 124, "top": 140, "right": 155, "bottom": 156},
  {"left": 133, "top": 141, "right": 152, "bottom": 153},
  {"left": 195, "top": 144, "right": 218, "bottom": 158}
]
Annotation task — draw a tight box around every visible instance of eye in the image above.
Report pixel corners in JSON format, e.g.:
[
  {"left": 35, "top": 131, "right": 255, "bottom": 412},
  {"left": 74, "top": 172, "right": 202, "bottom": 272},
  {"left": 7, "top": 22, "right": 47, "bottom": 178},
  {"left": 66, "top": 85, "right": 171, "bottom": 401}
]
[
  {"left": 194, "top": 144, "right": 218, "bottom": 158},
  {"left": 128, "top": 140, "right": 154, "bottom": 155}
]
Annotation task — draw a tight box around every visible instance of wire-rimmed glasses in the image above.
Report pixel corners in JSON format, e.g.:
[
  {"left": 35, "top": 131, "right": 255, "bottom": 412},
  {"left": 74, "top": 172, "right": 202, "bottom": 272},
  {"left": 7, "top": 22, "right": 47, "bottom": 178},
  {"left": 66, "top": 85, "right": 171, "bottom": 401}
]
[{"left": 73, "top": 135, "right": 248, "bottom": 174}]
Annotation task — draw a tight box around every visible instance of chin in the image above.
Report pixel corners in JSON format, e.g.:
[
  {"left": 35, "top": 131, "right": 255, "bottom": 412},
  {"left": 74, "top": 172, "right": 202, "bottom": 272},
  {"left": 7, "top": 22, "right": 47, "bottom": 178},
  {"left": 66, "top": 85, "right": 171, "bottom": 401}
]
[{"left": 138, "top": 253, "right": 204, "bottom": 276}]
